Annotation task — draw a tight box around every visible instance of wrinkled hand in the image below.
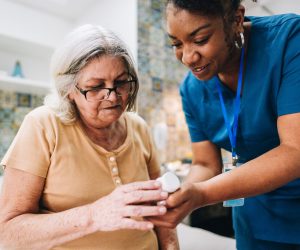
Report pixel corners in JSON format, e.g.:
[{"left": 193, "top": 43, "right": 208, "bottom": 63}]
[
  {"left": 148, "top": 183, "right": 203, "bottom": 228},
  {"left": 89, "top": 180, "right": 168, "bottom": 231}
]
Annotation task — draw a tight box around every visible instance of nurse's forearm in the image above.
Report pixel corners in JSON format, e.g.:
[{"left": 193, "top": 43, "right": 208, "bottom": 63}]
[
  {"left": 184, "top": 164, "right": 222, "bottom": 184},
  {"left": 199, "top": 144, "right": 300, "bottom": 206}
]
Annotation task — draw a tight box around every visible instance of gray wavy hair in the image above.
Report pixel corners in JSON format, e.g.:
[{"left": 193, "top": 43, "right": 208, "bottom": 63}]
[{"left": 44, "top": 24, "right": 139, "bottom": 124}]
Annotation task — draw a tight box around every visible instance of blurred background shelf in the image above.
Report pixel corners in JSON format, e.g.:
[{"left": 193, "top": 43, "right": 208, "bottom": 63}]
[
  {"left": 0, "top": 33, "right": 53, "bottom": 90},
  {"left": 0, "top": 33, "right": 54, "bottom": 60},
  {"left": 0, "top": 75, "right": 50, "bottom": 95}
]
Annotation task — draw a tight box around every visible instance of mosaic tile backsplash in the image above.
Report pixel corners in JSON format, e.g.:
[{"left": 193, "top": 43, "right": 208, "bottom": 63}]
[
  {"left": 138, "top": 0, "right": 191, "bottom": 163},
  {"left": 0, "top": 90, "right": 44, "bottom": 173}
]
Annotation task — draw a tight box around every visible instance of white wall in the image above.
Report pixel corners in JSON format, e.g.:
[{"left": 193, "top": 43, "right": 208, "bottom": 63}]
[
  {"left": 0, "top": 0, "right": 73, "bottom": 82},
  {"left": 0, "top": 0, "right": 138, "bottom": 83},
  {"left": 243, "top": 0, "right": 300, "bottom": 16},
  {"left": 0, "top": 0, "right": 72, "bottom": 48},
  {"left": 75, "top": 0, "right": 138, "bottom": 61}
]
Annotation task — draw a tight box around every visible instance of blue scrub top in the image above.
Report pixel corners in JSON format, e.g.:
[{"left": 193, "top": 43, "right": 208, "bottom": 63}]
[{"left": 180, "top": 14, "right": 300, "bottom": 243}]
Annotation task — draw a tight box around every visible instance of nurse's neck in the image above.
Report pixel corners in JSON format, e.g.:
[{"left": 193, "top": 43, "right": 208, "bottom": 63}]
[
  {"left": 218, "top": 67, "right": 239, "bottom": 93},
  {"left": 218, "top": 44, "right": 246, "bottom": 93},
  {"left": 218, "top": 24, "right": 250, "bottom": 93}
]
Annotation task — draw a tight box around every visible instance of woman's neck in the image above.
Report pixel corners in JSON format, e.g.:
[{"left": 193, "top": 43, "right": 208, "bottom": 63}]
[{"left": 80, "top": 116, "right": 127, "bottom": 151}]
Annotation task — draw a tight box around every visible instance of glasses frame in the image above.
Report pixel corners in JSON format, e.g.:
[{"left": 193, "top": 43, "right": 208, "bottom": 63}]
[{"left": 75, "top": 79, "right": 136, "bottom": 102}]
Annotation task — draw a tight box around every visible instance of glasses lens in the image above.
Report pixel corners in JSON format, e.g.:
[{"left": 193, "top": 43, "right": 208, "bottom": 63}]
[
  {"left": 86, "top": 89, "right": 108, "bottom": 102},
  {"left": 116, "top": 81, "right": 132, "bottom": 95},
  {"left": 85, "top": 81, "right": 134, "bottom": 102}
]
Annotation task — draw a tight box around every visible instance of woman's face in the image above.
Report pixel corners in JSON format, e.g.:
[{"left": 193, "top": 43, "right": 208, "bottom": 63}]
[
  {"left": 69, "top": 55, "right": 130, "bottom": 129},
  {"left": 166, "top": 5, "right": 234, "bottom": 80}
]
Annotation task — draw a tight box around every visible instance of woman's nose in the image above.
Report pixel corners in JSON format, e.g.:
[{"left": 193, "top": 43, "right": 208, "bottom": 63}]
[
  {"left": 181, "top": 46, "right": 200, "bottom": 67},
  {"left": 106, "top": 89, "right": 118, "bottom": 101}
]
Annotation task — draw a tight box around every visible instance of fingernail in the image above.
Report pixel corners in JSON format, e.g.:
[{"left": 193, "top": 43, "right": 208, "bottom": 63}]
[
  {"left": 154, "top": 181, "right": 161, "bottom": 187},
  {"left": 147, "top": 223, "right": 154, "bottom": 229},
  {"left": 159, "top": 206, "right": 166, "bottom": 214},
  {"left": 157, "top": 200, "right": 167, "bottom": 206}
]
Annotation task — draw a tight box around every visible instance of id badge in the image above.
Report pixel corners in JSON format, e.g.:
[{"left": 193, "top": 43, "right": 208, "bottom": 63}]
[{"left": 223, "top": 163, "right": 244, "bottom": 207}]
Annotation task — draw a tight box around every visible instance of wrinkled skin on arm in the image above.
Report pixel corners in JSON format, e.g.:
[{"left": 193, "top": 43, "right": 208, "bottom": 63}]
[{"left": 0, "top": 168, "right": 169, "bottom": 249}]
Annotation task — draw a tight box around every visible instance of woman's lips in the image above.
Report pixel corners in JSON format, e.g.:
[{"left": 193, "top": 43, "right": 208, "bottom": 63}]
[
  {"left": 192, "top": 64, "right": 210, "bottom": 73},
  {"left": 103, "top": 104, "right": 121, "bottom": 110}
]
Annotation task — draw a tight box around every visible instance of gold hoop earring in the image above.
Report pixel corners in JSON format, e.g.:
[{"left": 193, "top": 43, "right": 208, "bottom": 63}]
[{"left": 235, "top": 32, "right": 245, "bottom": 49}]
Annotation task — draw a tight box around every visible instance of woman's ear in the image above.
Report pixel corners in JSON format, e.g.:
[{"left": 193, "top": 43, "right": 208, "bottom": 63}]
[
  {"left": 235, "top": 5, "right": 246, "bottom": 33},
  {"left": 68, "top": 91, "right": 75, "bottom": 101}
]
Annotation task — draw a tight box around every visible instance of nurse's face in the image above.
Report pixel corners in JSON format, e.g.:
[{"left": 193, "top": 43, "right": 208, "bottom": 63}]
[{"left": 166, "top": 4, "right": 234, "bottom": 80}]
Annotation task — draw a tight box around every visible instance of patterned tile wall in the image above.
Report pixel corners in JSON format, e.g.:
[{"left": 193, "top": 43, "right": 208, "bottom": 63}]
[
  {"left": 137, "top": 0, "right": 191, "bottom": 163},
  {"left": 0, "top": 90, "right": 44, "bottom": 174}
]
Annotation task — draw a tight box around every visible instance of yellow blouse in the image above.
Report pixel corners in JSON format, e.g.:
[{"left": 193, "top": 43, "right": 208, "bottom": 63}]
[{"left": 2, "top": 106, "right": 160, "bottom": 250}]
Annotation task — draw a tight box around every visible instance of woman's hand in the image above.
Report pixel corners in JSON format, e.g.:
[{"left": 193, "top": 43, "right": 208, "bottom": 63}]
[
  {"left": 89, "top": 180, "right": 169, "bottom": 231},
  {"left": 148, "top": 183, "right": 203, "bottom": 228}
]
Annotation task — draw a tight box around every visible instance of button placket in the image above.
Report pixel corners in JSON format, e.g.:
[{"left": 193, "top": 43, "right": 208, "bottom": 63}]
[
  {"left": 109, "top": 156, "right": 116, "bottom": 162},
  {"left": 115, "top": 178, "right": 122, "bottom": 185},
  {"left": 108, "top": 154, "right": 122, "bottom": 185},
  {"left": 112, "top": 167, "right": 118, "bottom": 174}
]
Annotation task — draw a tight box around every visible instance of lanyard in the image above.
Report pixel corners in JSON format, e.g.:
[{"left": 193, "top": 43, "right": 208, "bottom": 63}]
[{"left": 216, "top": 47, "right": 245, "bottom": 163}]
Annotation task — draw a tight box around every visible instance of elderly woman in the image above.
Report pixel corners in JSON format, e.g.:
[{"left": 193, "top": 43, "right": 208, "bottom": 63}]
[
  {"left": 0, "top": 25, "right": 178, "bottom": 250},
  {"left": 149, "top": 0, "right": 300, "bottom": 250}
]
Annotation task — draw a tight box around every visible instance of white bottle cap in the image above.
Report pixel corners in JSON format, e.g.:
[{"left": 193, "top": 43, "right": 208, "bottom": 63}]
[{"left": 156, "top": 172, "right": 181, "bottom": 193}]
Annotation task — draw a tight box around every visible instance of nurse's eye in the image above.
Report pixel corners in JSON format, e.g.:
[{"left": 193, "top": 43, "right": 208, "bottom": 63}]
[
  {"left": 195, "top": 37, "right": 209, "bottom": 46},
  {"left": 170, "top": 40, "right": 182, "bottom": 49}
]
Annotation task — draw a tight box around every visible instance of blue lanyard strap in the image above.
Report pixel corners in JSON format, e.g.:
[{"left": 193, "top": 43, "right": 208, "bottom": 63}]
[{"left": 216, "top": 47, "right": 245, "bottom": 157}]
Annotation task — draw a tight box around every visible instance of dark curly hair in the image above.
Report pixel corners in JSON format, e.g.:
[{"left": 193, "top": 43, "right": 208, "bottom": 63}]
[
  {"left": 166, "top": 0, "right": 240, "bottom": 16},
  {"left": 166, "top": 0, "right": 256, "bottom": 24}
]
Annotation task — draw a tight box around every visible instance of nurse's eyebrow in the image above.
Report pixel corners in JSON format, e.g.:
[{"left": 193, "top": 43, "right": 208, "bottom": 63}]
[
  {"left": 189, "top": 23, "right": 211, "bottom": 37},
  {"left": 168, "top": 23, "right": 211, "bottom": 40}
]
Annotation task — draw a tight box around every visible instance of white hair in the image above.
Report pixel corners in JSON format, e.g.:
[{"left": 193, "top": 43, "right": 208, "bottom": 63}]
[{"left": 44, "top": 24, "right": 139, "bottom": 124}]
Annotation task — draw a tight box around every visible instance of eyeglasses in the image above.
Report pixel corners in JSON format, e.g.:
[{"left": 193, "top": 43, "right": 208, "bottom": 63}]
[{"left": 75, "top": 79, "right": 136, "bottom": 102}]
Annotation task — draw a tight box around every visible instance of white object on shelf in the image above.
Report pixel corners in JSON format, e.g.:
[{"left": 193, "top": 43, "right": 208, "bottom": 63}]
[
  {"left": 0, "top": 75, "right": 50, "bottom": 95},
  {"left": 157, "top": 172, "right": 181, "bottom": 193}
]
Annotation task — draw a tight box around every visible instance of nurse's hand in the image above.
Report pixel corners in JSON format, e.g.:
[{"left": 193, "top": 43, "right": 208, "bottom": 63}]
[
  {"left": 148, "top": 183, "right": 203, "bottom": 228},
  {"left": 89, "top": 180, "right": 169, "bottom": 231}
]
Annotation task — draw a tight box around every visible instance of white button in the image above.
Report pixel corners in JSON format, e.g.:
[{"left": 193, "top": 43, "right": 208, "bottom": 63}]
[
  {"left": 109, "top": 156, "right": 115, "bottom": 162},
  {"left": 112, "top": 167, "right": 118, "bottom": 173}
]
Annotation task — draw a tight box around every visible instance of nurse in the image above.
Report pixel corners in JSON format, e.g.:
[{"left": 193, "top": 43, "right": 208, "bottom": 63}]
[{"left": 150, "top": 0, "right": 300, "bottom": 249}]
